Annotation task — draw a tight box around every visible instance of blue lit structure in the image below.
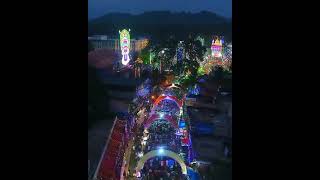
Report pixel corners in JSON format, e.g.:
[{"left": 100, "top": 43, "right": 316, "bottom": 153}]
[
  {"left": 188, "top": 84, "right": 200, "bottom": 96},
  {"left": 187, "top": 167, "right": 200, "bottom": 180},
  {"left": 179, "top": 121, "right": 186, "bottom": 128},
  {"left": 177, "top": 41, "right": 184, "bottom": 62},
  {"left": 177, "top": 47, "right": 183, "bottom": 62}
]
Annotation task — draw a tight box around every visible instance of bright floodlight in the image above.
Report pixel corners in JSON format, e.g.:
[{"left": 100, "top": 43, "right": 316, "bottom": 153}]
[
  {"left": 143, "top": 136, "right": 148, "bottom": 141},
  {"left": 158, "top": 147, "right": 164, "bottom": 154},
  {"left": 138, "top": 152, "right": 144, "bottom": 158},
  {"left": 159, "top": 113, "right": 164, "bottom": 119},
  {"left": 136, "top": 171, "right": 141, "bottom": 178}
]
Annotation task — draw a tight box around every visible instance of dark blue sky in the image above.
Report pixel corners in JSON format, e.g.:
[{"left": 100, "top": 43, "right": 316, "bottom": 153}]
[{"left": 89, "top": 0, "right": 232, "bottom": 20}]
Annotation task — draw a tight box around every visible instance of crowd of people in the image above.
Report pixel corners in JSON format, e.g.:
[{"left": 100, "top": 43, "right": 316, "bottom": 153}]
[
  {"left": 127, "top": 78, "right": 190, "bottom": 180},
  {"left": 146, "top": 121, "right": 180, "bottom": 153},
  {"left": 140, "top": 157, "right": 185, "bottom": 180},
  {"left": 154, "top": 99, "right": 180, "bottom": 116}
]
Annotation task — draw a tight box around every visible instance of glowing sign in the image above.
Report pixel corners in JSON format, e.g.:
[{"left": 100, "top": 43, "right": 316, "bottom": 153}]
[{"left": 119, "top": 29, "right": 131, "bottom": 65}]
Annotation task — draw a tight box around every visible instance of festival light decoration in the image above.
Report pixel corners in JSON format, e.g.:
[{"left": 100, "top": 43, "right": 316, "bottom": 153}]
[
  {"left": 211, "top": 37, "right": 223, "bottom": 58},
  {"left": 136, "top": 150, "right": 188, "bottom": 175},
  {"left": 159, "top": 113, "right": 164, "bottom": 119},
  {"left": 138, "top": 152, "right": 144, "bottom": 158},
  {"left": 119, "top": 29, "right": 131, "bottom": 65},
  {"left": 177, "top": 41, "right": 184, "bottom": 62},
  {"left": 188, "top": 84, "right": 200, "bottom": 95},
  {"left": 158, "top": 147, "right": 165, "bottom": 154}
]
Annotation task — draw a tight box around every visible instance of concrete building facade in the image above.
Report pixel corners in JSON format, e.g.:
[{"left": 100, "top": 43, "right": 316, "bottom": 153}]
[{"left": 88, "top": 35, "right": 148, "bottom": 52}]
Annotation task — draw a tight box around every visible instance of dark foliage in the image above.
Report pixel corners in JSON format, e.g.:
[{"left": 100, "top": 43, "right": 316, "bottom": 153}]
[
  {"left": 88, "top": 66, "right": 110, "bottom": 128},
  {"left": 88, "top": 11, "right": 232, "bottom": 41}
]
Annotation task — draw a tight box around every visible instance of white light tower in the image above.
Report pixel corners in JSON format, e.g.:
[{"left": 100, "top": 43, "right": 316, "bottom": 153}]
[{"left": 119, "top": 29, "right": 131, "bottom": 66}]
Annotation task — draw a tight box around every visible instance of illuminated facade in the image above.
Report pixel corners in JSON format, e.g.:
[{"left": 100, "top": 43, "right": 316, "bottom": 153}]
[
  {"left": 88, "top": 35, "right": 148, "bottom": 52},
  {"left": 211, "top": 37, "right": 223, "bottom": 58}
]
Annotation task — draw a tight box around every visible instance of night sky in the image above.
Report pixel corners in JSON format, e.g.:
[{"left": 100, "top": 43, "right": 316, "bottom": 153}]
[{"left": 88, "top": 0, "right": 232, "bottom": 20}]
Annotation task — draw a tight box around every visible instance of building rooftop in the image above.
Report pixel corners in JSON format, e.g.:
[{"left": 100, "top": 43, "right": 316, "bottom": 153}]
[
  {"left": 192, "top": 136, "right": 224, "bottom": 162},
  {"left": 188, "top": 107, "right": 219, "bottom": 123},
  {"left": 88, "top": 35, "right": 109, "bottom": 40},
  {"left": 88, "top": 48, "right": 116, "bottom": 69}
]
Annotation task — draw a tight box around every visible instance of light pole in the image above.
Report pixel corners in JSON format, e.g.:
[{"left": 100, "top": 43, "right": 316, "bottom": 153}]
[
  {"left": 160, "top": 50, "right": 165, "bottom": 73},
  {"left": 149, "top": 49, "right": 152, "bottom": 65}
]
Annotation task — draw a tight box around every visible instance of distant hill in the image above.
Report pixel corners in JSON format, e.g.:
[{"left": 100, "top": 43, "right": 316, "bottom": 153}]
[{"left": 88, "top": 11, "right": 232, "bottom": 41}]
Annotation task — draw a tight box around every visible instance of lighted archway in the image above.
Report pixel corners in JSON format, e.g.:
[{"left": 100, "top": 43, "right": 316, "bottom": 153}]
[
  {"left": 153, "top": 95, "right": 183, "bottom": 109},
  {"left": 144, "top": 113, "right": 178, "bottom": 129},
  {"left": 136, "top": 149, "right": 187, "bottom": 175}
]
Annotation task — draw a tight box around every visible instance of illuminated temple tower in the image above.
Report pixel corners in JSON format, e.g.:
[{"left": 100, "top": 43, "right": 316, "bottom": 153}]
[{"left": 211, "top": 37, "right": 223, "bottom": 59}]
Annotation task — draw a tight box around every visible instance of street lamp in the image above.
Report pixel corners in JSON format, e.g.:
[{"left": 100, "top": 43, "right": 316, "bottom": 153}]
[
  {"left": 159, "top": 113, "right": 164, "bottom": 119},
  {"left": 138, "top": 152, "right": 143, "bottom": 158},
  {"left": 160, "top": 50, "right": 165, "bottom": 72},
  {"left": 158, "top": 147, "right": 164, "bottom": 155}
]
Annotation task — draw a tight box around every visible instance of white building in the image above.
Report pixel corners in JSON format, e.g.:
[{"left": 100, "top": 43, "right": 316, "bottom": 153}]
[{"left": 88, "top": 35, "right": 148, "bottom": 52}]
